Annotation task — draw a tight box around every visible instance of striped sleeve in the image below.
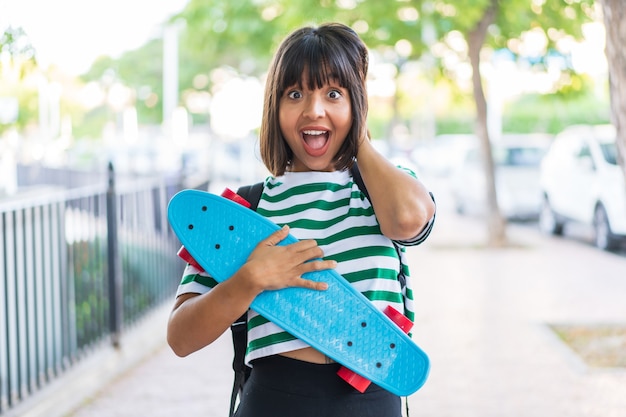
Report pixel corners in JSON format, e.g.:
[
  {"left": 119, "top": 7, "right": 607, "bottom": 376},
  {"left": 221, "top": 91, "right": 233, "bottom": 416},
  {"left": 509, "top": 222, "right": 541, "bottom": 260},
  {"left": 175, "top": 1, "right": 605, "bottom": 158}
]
[
  {"left": 394, "top": 192, "right": 436, "bottom": 247},
  {"left": 175, "top": 263, "right": 216, "bottom": 298}
]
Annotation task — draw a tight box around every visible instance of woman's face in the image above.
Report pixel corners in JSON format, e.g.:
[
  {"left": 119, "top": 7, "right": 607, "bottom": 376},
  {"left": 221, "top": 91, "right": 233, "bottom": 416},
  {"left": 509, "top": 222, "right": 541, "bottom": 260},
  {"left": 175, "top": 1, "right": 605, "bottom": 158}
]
[{"left": 278, "top": 75, "right": 352, "bottom": 172}]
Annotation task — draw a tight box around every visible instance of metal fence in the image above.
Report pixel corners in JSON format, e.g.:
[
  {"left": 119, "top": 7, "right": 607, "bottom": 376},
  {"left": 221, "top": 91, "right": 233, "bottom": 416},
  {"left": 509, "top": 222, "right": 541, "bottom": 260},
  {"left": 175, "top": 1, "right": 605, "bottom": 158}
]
[{"left": 0, "top": 164, "right": 205, "bottom": 414}]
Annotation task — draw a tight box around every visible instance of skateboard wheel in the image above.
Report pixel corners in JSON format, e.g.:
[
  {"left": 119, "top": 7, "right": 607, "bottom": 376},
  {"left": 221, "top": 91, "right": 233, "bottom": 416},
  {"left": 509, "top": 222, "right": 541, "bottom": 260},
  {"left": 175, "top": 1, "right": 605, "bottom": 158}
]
[
  {"left": 221, "top": 188, "right": 251, "bottom": 208},
  {"left": 384, "top": 305, "right": 414, "bottom": 333},
  {"left": 337, "top": 366, "right": 371, "bottom": 393},
  {"left": 177, "top": 246, "right": 205, "bottom": 271}
]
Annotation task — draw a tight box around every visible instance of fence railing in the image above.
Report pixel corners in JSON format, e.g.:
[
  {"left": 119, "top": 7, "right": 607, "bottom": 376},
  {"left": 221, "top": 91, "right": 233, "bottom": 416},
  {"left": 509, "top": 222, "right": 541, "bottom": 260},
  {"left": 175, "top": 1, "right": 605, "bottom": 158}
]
[{"left": 0, "top": 164, "right": 206, "bottom": 415}]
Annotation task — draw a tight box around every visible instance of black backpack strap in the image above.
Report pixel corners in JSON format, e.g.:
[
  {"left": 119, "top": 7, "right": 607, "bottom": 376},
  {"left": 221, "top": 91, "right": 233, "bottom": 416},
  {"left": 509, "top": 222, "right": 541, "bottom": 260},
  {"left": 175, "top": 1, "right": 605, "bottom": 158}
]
[
  {"left": 228, "top": 182, "right": 264, "bottom": 417},
  {"left": 229, "top": 314, "right": 249, "bottom": 417},
  {"left": 236, "top": 181, "right": 264, "bottom": 211},
  {"left": 350, "top": 161, "right": 370, "bottom": 202}
]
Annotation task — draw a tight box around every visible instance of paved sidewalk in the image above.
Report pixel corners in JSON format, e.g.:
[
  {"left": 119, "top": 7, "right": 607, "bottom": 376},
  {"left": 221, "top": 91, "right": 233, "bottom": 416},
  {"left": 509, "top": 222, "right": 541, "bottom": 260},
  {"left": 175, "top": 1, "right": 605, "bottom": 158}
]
[
  {"left": 405, "top": 213, "right": 626, "bottom": 417},
  {"left": 66, "top": 319, "right": 235, "bottom": 417},
  {"left": 13, "top": 195, "right": 626, "bottom": 417}
]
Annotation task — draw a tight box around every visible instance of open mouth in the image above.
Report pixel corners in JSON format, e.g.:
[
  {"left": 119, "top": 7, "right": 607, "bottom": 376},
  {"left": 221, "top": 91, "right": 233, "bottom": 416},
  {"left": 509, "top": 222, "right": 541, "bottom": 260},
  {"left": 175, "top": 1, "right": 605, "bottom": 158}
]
[{"left": 302, "top": 130, "right": 330, "bottom": 156}]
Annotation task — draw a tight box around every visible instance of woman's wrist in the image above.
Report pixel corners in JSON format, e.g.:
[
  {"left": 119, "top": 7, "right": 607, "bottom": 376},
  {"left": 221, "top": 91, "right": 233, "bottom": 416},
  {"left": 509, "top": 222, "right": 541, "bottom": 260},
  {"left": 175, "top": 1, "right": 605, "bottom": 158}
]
[{"left": 231, "top": 263, "right": 266, "bottom": 300}]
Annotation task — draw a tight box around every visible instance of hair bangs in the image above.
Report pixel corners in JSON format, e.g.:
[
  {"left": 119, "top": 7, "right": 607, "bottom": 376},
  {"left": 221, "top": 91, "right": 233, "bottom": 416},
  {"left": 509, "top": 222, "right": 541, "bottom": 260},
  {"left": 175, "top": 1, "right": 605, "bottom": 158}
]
[{"left": 277, "top": 32, "right": 355, "bottom": 95}]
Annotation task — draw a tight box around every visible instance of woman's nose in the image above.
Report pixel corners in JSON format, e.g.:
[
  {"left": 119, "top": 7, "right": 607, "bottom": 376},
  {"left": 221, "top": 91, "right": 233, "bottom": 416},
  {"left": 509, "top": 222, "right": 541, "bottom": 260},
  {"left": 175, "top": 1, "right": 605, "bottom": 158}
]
[{"left": 303, "top": 94, "right": 325, "bottom": 119}]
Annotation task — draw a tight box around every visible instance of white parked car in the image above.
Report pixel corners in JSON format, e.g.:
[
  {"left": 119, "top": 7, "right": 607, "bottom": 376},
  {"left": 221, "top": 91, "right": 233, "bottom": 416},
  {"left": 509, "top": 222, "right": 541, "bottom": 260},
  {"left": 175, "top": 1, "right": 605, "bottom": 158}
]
[
  {"left": 539, "top": 124, "right": 626, "bottom": 251},
  {"left": 449, "top": 134, "right": 552, "bottom": 220},
  {"left": 411, "top": 134, "right": 476, "bottom": 177}
]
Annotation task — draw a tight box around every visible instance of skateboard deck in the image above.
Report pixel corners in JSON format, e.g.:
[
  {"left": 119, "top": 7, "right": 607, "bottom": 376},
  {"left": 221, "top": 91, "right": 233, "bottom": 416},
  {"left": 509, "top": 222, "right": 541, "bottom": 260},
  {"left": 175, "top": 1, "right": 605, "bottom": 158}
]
[{"left": 167, "top": 189, "right": 430, "bottom": 396}]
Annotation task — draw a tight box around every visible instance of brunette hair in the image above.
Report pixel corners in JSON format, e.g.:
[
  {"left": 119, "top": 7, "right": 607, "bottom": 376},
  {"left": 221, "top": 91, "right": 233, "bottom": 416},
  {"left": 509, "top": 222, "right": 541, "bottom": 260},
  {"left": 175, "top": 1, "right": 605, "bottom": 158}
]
[{"left": 259, "top": 22, "right": 369, "bottom": 176}]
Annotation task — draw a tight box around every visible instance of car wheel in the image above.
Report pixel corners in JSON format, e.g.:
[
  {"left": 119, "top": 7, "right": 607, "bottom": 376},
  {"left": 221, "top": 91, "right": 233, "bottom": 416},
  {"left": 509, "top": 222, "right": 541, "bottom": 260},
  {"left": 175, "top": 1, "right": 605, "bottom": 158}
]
[
  {"left": 593, "top": 204, "right": 618, "bottom": 251},
  {"left": 539, "top": 196, "right": 563, "bottom": 235}
]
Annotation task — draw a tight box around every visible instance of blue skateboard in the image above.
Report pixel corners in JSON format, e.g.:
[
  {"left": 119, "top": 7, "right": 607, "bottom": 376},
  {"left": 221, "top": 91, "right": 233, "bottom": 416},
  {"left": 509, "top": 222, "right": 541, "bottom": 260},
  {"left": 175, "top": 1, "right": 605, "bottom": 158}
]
[{"left": 167, "top": 189, "right": 430, "bottom": 396}]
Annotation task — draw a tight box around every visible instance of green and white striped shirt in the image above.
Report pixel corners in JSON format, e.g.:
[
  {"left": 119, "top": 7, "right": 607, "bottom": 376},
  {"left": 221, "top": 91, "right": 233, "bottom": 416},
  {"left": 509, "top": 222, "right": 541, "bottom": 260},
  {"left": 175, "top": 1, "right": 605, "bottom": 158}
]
[{"left": 176, "top": 169, "right": 418, "bottom": 364}]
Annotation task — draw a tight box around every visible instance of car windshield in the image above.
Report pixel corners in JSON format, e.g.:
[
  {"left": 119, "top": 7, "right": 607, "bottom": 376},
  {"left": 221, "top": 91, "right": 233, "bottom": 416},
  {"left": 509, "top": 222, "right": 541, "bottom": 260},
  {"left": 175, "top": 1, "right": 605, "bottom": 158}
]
[
  {"left": 600, "top": 142, "right": 618, "bottom": 165},
  {"left": 494, "top": 146, "right": 545, "bottom": 167}
]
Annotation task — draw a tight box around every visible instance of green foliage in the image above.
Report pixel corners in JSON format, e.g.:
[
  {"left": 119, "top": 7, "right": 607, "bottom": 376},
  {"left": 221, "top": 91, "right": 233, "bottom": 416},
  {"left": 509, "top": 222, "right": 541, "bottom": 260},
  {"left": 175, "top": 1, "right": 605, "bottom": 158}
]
[
  {"left": 433, "top": 0, "right": 597, "bottom": 46},
  {"left": 435, "top": 115, "right": 476, "bottom": 135},
  {"left": 82, "top": 40, "right": 165, "bottom": 125},
  {"left": 429, "top": 0, "right": 492, "bottom": 34},
  {"left": 72, "top": 106, "right": 115, "bottom": 139},
  {"left": 175, "top": 0, "right": 280, "bottom": 75},
  {"left": 502, "top": 90, "right": 609, "bottom": 134},
  {"left": 434, "top": 87, "right": 610, "bottom": 136},
  {"left": 71, "top": 236, "right": 181, "bottom": 347},
  {"left": 71, "top": 239, "right": 108, "bottom": 347},
  {"left": 0, "top": 26, "right": 40, "bottom": 134},
  {"left": 0, "top": 26, "right": 37, "bottom": 67}
]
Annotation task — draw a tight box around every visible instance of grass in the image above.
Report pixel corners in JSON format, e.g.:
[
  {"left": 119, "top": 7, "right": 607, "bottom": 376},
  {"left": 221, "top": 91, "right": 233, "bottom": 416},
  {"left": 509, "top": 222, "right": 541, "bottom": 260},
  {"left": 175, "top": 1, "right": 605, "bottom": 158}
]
[{"left": 550, "top": 324, "right": 626, "bottom": 368}]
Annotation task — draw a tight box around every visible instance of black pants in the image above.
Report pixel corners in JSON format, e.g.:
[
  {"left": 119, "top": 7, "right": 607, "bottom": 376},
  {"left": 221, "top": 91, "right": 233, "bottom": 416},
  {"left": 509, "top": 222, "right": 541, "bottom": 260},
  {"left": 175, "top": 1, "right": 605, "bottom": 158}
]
[{"left": 234, "top": 355, "right": 402, "bottom": 417}]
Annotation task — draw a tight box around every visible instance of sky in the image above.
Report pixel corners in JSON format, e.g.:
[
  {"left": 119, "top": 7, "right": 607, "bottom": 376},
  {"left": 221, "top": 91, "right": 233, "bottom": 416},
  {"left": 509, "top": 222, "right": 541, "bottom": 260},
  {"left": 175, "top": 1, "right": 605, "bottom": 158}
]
[{"left": 1, "top": 0, "right": 189, "bottom": 75}]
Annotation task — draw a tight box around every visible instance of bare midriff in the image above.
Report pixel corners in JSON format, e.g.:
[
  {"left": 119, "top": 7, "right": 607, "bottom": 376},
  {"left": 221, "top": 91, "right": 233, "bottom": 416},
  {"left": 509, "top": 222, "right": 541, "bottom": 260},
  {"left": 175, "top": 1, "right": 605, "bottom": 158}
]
[{"left": 280, "top": 347, "right": 336, "bottom": 364}]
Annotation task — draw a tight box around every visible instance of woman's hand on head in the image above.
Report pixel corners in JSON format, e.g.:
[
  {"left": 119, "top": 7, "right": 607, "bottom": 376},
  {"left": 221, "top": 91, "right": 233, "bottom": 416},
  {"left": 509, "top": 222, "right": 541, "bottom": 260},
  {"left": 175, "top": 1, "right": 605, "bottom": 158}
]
[{"left": 243, "top": 225, "right": 333, "bottom": 293}]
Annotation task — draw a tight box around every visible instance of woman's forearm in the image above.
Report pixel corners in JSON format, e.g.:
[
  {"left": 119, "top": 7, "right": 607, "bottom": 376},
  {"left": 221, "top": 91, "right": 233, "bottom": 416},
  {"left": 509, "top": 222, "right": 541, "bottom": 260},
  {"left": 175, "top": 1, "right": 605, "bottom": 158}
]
[{"left": 167, "top": 267, "right": 260, "bottom": 357}]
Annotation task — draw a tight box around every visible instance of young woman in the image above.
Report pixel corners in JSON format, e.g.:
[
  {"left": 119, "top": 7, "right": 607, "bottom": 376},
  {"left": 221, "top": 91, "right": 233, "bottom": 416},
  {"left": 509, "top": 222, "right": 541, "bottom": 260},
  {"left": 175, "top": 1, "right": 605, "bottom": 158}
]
[{"left": 167, "top": 22, "right": 436, "bottom": 417}]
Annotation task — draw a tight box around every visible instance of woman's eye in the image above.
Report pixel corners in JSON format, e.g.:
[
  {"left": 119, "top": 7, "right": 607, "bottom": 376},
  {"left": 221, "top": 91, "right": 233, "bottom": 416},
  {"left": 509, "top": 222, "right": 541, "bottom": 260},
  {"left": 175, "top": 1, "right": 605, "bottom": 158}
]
[
  {"left": 328, "top": 89, "right": 342, "bottom": 99},
  {"left": 287, "top": 90, "right": 302, "bottom": 99}
]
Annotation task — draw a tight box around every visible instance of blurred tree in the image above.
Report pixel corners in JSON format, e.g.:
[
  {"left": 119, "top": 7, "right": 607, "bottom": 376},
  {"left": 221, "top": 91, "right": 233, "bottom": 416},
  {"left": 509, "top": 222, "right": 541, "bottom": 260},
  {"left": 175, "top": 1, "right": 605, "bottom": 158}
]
[
  {"left": 0, "top": 26, "right": 37, "bottom": 76},
  {"left": 83, "top": 39, "right": 165, "bottom": 126},
  {"left": 423, "top": 0, "right": 596, "bottom": 246},
  {"left": 0, "top": 26, "right": 39, "bottom": 134},
  {"left": 599, "top": 0, "right": 626, "bottom": 180}
]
